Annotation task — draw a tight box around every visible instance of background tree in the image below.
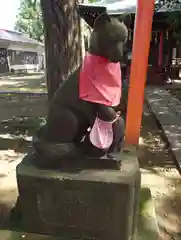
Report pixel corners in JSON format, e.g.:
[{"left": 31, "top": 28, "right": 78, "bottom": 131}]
[
  {"left": 15, "top": 0, "right": 44, "bottom": 42},
  {"left": 155, "top": 0, "right": 181, "bottom": 10},
  {"left": 14, "top": 0, "right": 181, "bottom": 43}
]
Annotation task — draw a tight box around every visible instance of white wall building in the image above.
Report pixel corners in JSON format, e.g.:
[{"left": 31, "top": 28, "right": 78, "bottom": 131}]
[{"left": 0, "top": 29, "right": 44, "bottom": 73}]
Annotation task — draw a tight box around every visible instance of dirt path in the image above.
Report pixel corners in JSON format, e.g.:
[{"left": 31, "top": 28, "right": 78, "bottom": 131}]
[
  {"left": 139, "top": 106, "right": 181, "bottom": 240},
  {"left": 0, "top": 73, "right": 46, "bottom": 93},
  {"left": 0, "top": 94, "right": 47, "bottom": 228}
]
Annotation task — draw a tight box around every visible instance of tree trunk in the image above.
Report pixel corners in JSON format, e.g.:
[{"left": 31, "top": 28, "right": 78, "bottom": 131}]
[{"left": 41, "top": 0, "right": 82, "bottom": 101}]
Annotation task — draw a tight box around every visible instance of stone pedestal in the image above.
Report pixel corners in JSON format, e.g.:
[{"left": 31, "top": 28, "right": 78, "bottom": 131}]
[{"left": 16, "top": 148, "right": 141, "bottom": 240}]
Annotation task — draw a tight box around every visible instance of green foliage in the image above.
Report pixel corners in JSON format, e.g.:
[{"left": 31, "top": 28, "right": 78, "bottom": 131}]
[
  {"left": 155, "top": 0, "right": 181, "bottom": 10},
  {"left": 14, "top": 0, "right": 44, "bottom": 42},
  {"left": 14, "top": 0, "right": 181, "bottom": 43}
]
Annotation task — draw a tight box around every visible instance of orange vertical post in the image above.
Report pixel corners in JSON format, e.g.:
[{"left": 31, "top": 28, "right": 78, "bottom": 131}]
[{"left": 125, "top": 0, "right": 155, "bottom": 145}]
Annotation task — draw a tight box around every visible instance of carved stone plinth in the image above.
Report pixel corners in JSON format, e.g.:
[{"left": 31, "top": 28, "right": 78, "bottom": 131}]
[{"left": 16, "top": 148, "right": 141, "bottom": 240}]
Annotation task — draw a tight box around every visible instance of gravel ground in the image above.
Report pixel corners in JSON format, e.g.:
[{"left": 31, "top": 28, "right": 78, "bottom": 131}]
[
  {"left": 0, "top": 93, "right": 47, "bottom": 228},
  {"left": 139, "top": 106, "right": 181, "bottom": 240},
  {"left": 169, "top": 89, "right": 181, "bottom": 102},
  {"left": 0, "top": 73, "right": 46, "bottom": 93}
]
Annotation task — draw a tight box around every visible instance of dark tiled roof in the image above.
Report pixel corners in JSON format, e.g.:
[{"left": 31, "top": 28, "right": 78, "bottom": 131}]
[
  {"left": 79, "top": 0, "right": 181, "bottom": 15},
  {"left": 79, "top": 0, "right": 137, "bottom": 15},
  {"left": 0, "top": 29, "right": 42, "bottom": 45}
]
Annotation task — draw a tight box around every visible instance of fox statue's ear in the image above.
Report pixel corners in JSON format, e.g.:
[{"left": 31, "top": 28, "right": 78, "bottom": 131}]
[{"left": 94, "top": 12, "right": 111, "bottom": 29}]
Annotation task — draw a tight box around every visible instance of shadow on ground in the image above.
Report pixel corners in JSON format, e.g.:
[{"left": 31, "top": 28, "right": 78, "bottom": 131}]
[
  {"left": 138, "top": 107, "right": 174, "bottom": 170},
  {"left": 0, "top": 73, "right": 46, "bottom": 93},
  {"left": 139, "top": 104, "right": 181, "bottom": 239},
  {"left": 0, "top": 117, "right": 46, "bottom": 155},
  {"left": 0, "top": 94, "right": 48, "bottom": 232},
  {"left": 169, "top": 88, "right": 181, "bottom": 102},
  {"left": 0, "top": 93, "right": 48, "bottom": 121},
  {"left": 0, "top": 93, "right": 48, "bottom": 156},
  {"left": 157, "top": 179, "right": 181, "bottom": 239}
]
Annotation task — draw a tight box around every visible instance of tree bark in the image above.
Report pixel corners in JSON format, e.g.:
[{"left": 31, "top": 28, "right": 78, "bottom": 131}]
[{"left": 41, "top": 0, "right": 82, "bottom": 101}]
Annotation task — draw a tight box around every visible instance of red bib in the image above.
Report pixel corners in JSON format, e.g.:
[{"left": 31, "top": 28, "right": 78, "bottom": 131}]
[{"left": 79, "top": 53, "right": 122, "bottom": 107}]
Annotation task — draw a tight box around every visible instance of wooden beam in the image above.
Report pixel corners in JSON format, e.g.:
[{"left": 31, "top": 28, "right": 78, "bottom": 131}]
[{"left": 125, "top": 0, "right": 155, "bottom": 145}]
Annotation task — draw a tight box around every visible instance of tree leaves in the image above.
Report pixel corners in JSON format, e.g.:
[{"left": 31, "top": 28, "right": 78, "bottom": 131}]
[
  {"left": 155, "top": 0, "right": 181, "bottom": 11},
  {"left": 14, "top": 0, "right": 44, "bottom": 42}
]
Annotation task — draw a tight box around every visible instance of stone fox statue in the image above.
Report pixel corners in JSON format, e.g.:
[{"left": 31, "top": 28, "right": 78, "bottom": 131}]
[{"left": 33, "top": 11, "right": 128, "bottom": 167}]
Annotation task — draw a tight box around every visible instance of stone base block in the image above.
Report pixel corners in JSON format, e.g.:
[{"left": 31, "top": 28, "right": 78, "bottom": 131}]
[{"left": 16, "top": 149, "right": 141, "bottom": 240}]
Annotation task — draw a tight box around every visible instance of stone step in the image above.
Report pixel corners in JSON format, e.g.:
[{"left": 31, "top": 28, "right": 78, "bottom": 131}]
[
  {"left": 162, "top": 125, "right": 181, "bottom": 171},
  {"left": 146, "top": 88, "right": 181, "bottom": 125},
  {"left": 146, "top": 87, "right": 181, "bottom": 172}
]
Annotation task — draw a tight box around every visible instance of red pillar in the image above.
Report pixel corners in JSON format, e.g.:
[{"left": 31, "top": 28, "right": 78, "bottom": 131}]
[
  {"left": 158, "top": 32, "right": 163, "bottom": 67},
  {"left": 125, "top": 0, "right": 155, "bottom": 145}
]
